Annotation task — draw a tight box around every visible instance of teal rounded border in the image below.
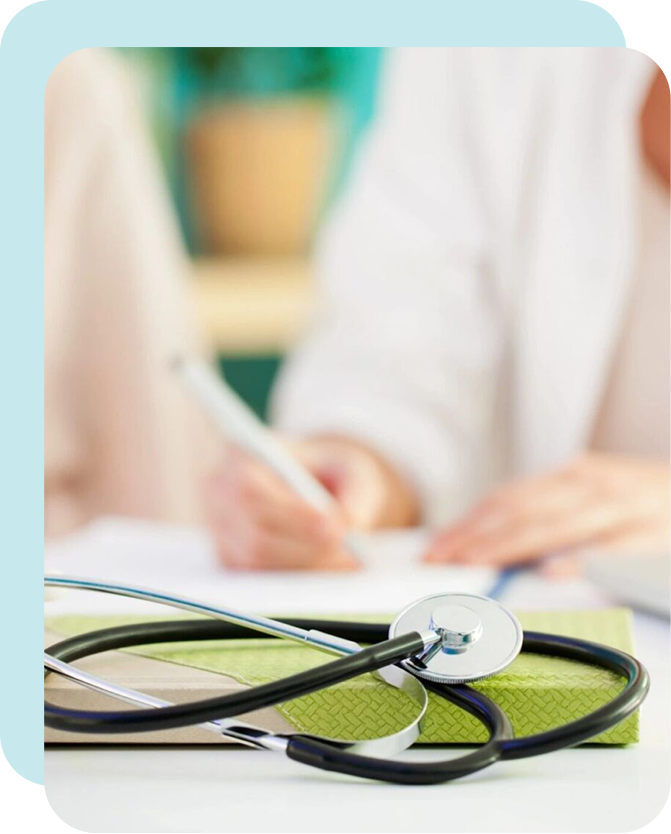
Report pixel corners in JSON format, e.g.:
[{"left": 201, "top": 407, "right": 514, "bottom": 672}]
[{"left": 0, "top": 0, "right": 625, "bottom": 787}]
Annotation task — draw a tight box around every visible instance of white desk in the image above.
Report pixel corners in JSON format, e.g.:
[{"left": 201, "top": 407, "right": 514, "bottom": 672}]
[{"left": 44, "top": 521, "right": 670, "bottom": 833}]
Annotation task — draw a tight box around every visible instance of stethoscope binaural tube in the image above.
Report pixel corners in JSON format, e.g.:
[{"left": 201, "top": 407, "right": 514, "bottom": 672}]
[{"left": 44, "top": 618, "right": 514, "bottom": 785}]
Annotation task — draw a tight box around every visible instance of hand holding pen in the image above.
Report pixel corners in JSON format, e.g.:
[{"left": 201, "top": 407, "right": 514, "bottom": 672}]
[
  {"left": 173, "top": 359, "right": 412, "bottom": 570},
  {"left": 203, "top": 443, "right": 359, "bottom": 571}
]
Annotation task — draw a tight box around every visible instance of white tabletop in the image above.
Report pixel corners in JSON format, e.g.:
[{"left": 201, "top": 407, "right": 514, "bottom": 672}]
[{"left": 44, "top": 520, "right": 670, "bottom": 833}]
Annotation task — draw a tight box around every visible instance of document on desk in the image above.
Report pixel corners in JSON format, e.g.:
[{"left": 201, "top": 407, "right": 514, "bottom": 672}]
[{"left": 45, "top": 517, "right": 495, "bottom": 618}]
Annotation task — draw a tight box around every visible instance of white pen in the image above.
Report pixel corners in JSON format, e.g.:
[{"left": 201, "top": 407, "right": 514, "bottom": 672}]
[{"left": 172, "top": 357, "right": 364, "bottom": 564}]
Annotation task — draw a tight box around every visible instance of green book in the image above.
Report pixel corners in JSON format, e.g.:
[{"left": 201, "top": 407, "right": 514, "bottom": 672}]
[{"left": 47, "top": 607, "right": 639, "bottom": 745}]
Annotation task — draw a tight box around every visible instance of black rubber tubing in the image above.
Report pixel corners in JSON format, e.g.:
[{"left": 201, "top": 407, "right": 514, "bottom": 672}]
[
  {"left": 44, "top": 620, "right": 426, "bottom": 734},
  {"left": 497, "top": 631, "right": 650, "bottom": 760},
  {"left": 287, "top": 632, "right": 650, "bottom": 784},
  {"left": 283, "top": 629, "right": 649, "bottom": 782},
  {"left": 329, "top": 626, "right": 649, "bottom": 760},
  {"left": 285, "top": 676, "right": 513, "bottom": 785},
  {"left": 45, "top": 618, "right": 513, "bottom": 784},
  {"left": 45, "top": 619, "right": 649, "bottom": 784}
]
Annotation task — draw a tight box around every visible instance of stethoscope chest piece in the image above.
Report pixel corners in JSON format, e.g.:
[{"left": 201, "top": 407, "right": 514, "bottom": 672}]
[{"left": 389, "top": 593, "right": 523, "bottom": 683}]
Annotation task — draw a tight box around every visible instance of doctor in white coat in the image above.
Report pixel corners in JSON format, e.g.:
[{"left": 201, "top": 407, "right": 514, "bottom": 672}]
[{"left": 204, "top": 48, "right": 670, "bottom": 571}]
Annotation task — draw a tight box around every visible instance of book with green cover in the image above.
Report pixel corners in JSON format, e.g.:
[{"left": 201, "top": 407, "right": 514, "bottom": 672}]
[{"left": 46, "top": 607, "right": 639, "bottom": 745}]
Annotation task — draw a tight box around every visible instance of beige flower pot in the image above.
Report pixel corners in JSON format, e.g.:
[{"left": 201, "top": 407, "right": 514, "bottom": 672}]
[{"left": 186, "top": 96, "right": 338, "bottom": 256}]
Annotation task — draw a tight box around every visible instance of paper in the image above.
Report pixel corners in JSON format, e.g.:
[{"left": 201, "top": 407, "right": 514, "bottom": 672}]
[{"left": 45, "top": 516, "right": 496, "bottom": 619}]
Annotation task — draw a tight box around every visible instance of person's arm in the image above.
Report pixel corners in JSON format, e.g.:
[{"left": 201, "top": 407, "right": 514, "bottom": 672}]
[
  {"left": 45, "top": 49, "right": 214, "bottom": 538},
  {"left": 273, "top": 48, "right": 498, "bottom": 522},
  {"left": 203, "top": 50, "right": 671, "bottom": 572},
  {"left": 426, "top": 64, "right": 671, "bottom": 568},
  {"left": 202, "top": 436, "right": 417, "bottom": 570},
  {"left": 204, "top": 49, "right": 500, "bottom": 569},
  {"left": 424, "top": 453, "right": 670, "bottom": 567}
]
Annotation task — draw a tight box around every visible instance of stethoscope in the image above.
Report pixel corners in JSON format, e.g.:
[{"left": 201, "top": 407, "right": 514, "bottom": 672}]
[{"left": 44, "top": 574, "right": 650, "bottom": 785}]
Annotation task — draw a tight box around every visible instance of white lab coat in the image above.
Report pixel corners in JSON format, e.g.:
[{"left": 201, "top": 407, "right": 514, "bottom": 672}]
[{"left": 273, "top": 48, "right": 660, "bottom": 526}]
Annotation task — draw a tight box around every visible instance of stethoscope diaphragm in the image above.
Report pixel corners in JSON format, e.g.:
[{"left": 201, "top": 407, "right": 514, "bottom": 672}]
[{"left": 389, "top": 592, "right": 523, "bottom": 683}]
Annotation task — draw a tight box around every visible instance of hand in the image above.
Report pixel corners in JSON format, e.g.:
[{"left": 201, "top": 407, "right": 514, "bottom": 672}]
[
  {"left": 203, "top": 436, "right": 418, "bottom": 571},
  {"left": 424, "top": 453, "right": 670, "bottom": 567}
]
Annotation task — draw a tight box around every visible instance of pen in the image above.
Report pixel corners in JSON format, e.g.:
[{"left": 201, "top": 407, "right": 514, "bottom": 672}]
[{"left": 172, "top": 357, "right": 364, "bottom": 564}]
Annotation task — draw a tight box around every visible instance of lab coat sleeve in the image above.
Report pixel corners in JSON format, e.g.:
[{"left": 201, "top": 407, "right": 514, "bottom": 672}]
[
  {"left": 272, "top": 48, "right": 503, "bottom": 526},
  {"left": 44, "top": 49, "right": 217, "bottom": 536}
]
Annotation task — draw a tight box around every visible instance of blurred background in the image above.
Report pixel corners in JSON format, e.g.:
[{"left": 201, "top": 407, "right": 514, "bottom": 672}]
[
  {"left": 120, "top": 47, "right": 384, "bottom": 418},
  {"left": 45, "top": 47, "right": 669, "bottom": 577}
]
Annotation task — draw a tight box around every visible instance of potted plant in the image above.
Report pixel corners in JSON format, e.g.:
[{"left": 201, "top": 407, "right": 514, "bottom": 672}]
[{"left": 179, "top": 48, "right": 346, "bottom": 256}]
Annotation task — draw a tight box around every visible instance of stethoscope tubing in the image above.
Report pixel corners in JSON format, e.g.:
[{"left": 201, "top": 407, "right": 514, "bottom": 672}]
[
  {"left": 43, "top": 573, "right": 433, "bottom": 756},
  {"left": 285, "top": 626, "right": 650, "bottom": 780},
  {"left": 498, "top": 631, "right": 650, "bottom": 760},
  {"left": 45, "top": 618, "right": 514, "bottom": 785},
  {"left": 44, "top": 623, "right": 426, "bottom": 734},
  {"left": 44, "top": 652, "right": 286, "bottom": 750},
  {"left": 44, "top": 617, "right": 649, "bottom": 784}
]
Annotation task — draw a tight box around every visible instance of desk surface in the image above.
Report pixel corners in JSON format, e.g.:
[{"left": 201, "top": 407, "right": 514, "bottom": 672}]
[{"left": 44, "top": 521, "right": 670, "bottom": 833}]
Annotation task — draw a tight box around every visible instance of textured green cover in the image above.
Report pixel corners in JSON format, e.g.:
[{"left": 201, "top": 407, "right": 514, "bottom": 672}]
[{"left": 48, "top": 608, "right": 639, "bottom": 745}]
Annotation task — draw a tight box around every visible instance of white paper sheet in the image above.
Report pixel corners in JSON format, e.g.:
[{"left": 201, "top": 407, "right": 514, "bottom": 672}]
[{"left": 45, "top": 516, "right": 495, "bottom": 619}]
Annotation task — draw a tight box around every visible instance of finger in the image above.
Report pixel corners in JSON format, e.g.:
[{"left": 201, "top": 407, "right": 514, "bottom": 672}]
[
  {"left": 425, "top": 500, "right": 511, "bottom": 560},
  {"left": 424, "top": 476, "right": 591, "bottom": 563},
  {"left": 252, "top": 493, "right": 342, "bottom": 541},
  {"left": 221, "top": 545, "right": 359, "bottom": 572},
  {"left": 313, "top": 548, "right": 361, "bottom": 572},
  {"left": 210, "top": 495, "right": 344, "bottom": 566},
  {"left": 217, "top": 450, "right": 302, "bottom": 511},
  {"left": 592, "top": 518, "right": 671, "bottom": 551},
  {"left": 291, "top": 439, "right": 392, "bottom": 530},
  {"left": 296, "top": 458, "right": 378, "bottom": 530},
  {"left": 206, "top": 445, "right": 358, "bottom": 567},
  {"left": 215, "top": 525, "right": 356, "bottom": 571},
  {"left": 212, "top": 526, "right": 308, "bottom": 571},
  {"left": 333, "top": 472, "right": 388, "bottom": 531},
  {"left": 207, "top": 454, "right": 341, "bottom": 542},
  {"left": 541, "top": 553, "right": 581, "bottom": 578},
  {"left": 452, "top": 501, "right": 636, "bottom": 566}
]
